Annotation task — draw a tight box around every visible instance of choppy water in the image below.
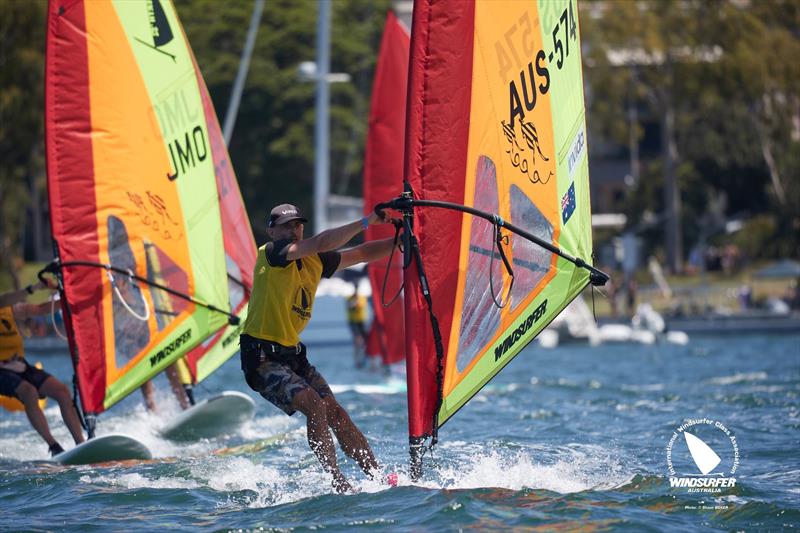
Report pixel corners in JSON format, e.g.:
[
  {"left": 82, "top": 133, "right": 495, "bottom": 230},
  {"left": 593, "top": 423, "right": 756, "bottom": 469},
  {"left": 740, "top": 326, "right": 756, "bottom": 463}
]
[{"left": 1, "top": 297, "right": 798, "bottom": 531}]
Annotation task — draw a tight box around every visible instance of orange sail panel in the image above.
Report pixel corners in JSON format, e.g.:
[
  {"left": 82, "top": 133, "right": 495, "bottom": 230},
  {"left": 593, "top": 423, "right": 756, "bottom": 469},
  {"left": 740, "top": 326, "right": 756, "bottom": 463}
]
[
  {"left": 364, "top": 11, "right": 410, "bottom": 367},
  {"left": 45, "top": 0, "right": 233, "bottom": 414}
]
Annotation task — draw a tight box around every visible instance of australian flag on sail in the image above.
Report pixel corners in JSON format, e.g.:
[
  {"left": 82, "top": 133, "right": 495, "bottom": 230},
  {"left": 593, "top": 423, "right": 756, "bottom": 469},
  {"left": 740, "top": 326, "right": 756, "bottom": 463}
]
[{"left": 561, "top": 182, "right": 576, "bottom": 225}]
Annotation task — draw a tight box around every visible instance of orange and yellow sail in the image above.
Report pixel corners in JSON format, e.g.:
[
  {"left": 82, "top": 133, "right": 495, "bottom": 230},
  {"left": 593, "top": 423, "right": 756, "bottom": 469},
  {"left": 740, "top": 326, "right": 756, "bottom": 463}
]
[
  {"left": 403, "top": 0, "right": 598, "bottom": 462},
  {"left": 45, "top": 0, "right": 254, "bottom": 414}
]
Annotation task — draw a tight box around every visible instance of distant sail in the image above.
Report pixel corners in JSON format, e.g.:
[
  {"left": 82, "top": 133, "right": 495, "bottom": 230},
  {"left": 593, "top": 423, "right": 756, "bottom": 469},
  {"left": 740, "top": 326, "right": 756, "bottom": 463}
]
[
  {"left": 684, "top": 432, "right": 721, "bottom": 475},
  {"left": 400, "top": 0, "right": 604, "bottom": 475},
  {"left": 364, "top": 11, "right": 410, "bottom": 366},
  {"left": 45, "top": 0, "right": 240, "bottom": 415}
]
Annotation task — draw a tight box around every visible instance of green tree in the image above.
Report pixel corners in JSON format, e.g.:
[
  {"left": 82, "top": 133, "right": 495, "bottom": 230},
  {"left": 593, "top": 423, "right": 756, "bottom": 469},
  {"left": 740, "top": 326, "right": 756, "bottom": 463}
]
[
  {"left": 0, "top": 1, "right": 46, "bottom": 286},
  {"left": 582, "top": 0, "right": 800, "bottom": 268},
  {"left": 176, "top": 0, "right": 391, "bottom": 240}
]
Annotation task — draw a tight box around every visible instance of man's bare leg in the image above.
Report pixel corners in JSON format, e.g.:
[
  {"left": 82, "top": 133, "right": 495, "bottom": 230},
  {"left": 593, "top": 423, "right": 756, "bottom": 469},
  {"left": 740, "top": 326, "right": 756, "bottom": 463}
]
[
  {"left": 292, "top": 389, "right": 353, "bottom": 493},
  {"left": 15, "top": 381, "right": 57, "bottom": 447},
  {"left": 323, "top": 396, "right": 380, "bottom": 478},
  {"left": 140, "top": 380, "right": 157, "bottom": 412},
  {"left": 39, "top": 377, "right": 84, "bottom": 444},
  {"left": 165, "top": 364, "right": 190, "bottom": 409}
]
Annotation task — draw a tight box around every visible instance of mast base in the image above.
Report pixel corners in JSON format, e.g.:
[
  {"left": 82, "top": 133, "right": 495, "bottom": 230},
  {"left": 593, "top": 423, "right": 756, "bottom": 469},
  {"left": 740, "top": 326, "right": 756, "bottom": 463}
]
[
  {"left": 409, "top": 436, "right": 425, "bottom": 481},
  {"left": 85, "top": 414, "right": 97, "bottom": 439}
]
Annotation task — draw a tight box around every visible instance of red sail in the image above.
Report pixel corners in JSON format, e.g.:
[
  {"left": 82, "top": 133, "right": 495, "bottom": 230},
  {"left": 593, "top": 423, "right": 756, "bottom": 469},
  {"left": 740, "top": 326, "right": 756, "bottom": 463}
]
[
  {"left": 403, "top": 1, "right": 475, "bottom": 440},
  {"left": 364, "top": 11, "right": 410, "bottom": 367},
  {"left": 45, "top": 0, "right": 104, "bottom": 412}
]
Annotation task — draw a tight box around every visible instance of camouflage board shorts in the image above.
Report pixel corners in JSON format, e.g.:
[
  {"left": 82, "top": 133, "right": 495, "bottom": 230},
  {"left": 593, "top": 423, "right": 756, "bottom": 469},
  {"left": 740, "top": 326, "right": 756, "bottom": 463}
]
[{"left": 240, "top": 335, "right": 333, "bottom": 415}]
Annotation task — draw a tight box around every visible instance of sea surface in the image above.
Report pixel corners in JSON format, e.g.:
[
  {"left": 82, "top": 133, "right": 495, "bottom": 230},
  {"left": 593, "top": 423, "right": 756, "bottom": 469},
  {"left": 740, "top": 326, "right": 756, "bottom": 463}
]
[{"left": 1, "top": 296, "right": 798, "bottom": 531}]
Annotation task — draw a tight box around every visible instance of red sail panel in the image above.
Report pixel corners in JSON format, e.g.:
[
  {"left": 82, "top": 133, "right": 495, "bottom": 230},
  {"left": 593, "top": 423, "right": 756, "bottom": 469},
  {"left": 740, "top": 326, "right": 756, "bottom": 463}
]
[
  {"left": 45, "top": 0, "right": 106, "bottom": 412},
  {"left": 364, "top": 11, "right": 409, "bottom": 366},
  {"left": 403, "top": 0, "right": 475, "bottom": 440}
]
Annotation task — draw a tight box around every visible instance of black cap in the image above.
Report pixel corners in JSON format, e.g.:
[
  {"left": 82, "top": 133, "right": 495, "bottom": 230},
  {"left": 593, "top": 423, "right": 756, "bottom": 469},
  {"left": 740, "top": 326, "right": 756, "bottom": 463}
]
[{"left": 268, "top": 203, "right": 308, "bottom": 227}]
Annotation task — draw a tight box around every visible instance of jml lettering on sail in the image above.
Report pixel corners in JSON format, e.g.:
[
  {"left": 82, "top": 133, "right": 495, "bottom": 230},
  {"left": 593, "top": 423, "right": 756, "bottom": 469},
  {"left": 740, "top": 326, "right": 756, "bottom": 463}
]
[{"left": 153, "top": 89, "right": 208, "bottom": 181}]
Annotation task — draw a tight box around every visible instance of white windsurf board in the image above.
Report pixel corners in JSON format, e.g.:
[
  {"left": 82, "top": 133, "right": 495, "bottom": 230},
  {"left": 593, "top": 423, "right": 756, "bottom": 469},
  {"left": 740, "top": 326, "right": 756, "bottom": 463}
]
[
  {"left": 160, "top": 390, "right": 256, "bottom": 441},
  {"left": 330, "top": 379, "right": 407, "bottom": 395},
  {"left": 53, "top": 433, "right": 152, "bottom": 465}
]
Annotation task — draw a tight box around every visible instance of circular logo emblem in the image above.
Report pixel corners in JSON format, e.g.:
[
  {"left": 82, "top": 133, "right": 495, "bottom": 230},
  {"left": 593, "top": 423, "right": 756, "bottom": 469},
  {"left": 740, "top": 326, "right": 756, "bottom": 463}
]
[{"left": 666, "top": 418, "right": 740, "bottom": 493}]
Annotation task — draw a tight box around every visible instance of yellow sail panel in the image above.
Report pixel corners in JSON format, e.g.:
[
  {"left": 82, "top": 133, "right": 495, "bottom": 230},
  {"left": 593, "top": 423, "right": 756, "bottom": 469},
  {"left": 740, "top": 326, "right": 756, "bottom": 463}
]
[
  {"left": 444, "top": 1, "right": 559, "bottom": 395},
  {"left": 83, "top": 2, "right": 190, "bottom": 387}
]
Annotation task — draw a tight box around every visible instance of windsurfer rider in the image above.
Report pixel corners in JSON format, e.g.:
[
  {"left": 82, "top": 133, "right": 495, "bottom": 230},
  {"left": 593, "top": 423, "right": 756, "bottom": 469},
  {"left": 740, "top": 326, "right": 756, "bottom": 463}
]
[
  {"left": 240, "top": 203, "right": 397, "bottom": 493},
  {"left": 346, "top": 285, "right": 368, "bottom": 369},
  {"left": 0, "top": 280, "right": 85, "bottom": 456}
]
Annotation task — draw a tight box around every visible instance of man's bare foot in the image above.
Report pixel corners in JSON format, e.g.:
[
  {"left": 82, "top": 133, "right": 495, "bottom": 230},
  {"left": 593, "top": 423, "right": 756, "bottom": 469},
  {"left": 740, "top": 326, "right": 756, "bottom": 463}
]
[{"left": 332, "top": 473, "right": 355, "bottom": 494}]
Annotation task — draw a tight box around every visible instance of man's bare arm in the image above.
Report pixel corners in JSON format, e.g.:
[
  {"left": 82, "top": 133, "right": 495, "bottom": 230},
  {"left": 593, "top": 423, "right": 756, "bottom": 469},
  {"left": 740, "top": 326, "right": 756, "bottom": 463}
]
[
  {"left": 12, "top": 301, "right": 53, "bottom": 321},
  {"left": 0, "top": 280, "right": 53, "bottom": 308},
  {"left": 286, "top": 212, "right": 387, "bottom": 261},
  {"left": 337, "top": 238, "right": 397, "bottom": 271}
]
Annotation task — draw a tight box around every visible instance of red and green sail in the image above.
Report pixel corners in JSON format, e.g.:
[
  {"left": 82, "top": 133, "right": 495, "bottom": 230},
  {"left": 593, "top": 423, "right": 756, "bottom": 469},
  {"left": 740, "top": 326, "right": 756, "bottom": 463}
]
[
  {"left": 404, "top": 0, "right": 596, "bottom": 450},
  {"left": 45, "top": 0, "right": 253, "bottom": 414}
]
